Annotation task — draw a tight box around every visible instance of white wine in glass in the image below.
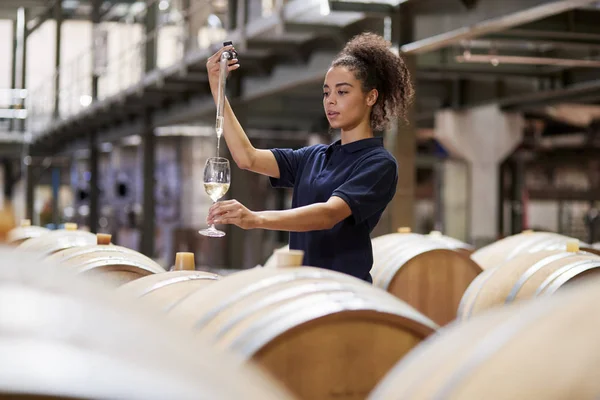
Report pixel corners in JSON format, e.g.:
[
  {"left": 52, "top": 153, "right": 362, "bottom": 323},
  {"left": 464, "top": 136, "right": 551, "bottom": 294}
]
[{"left": 199, "top": 157, "right": 231, "bottom": 237}]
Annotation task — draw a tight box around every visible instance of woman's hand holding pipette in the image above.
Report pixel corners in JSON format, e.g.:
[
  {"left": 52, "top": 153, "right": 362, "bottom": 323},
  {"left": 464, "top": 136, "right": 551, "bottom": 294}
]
[{"left": 206, "top": 45, "right": 240, "bottom": 100}]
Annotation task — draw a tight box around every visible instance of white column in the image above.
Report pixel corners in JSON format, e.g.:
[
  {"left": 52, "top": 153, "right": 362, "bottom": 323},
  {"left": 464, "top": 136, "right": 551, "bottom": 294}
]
[{"left": 435, "top": 105, "right": 524, "bottom": 246}]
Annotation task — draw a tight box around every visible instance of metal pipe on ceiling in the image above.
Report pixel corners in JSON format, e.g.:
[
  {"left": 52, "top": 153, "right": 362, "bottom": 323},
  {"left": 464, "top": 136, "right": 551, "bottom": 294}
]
[
  {"left": 456, "top": 54, "right": 600, "bottom": 68},
  {"left": 401, "top": 0, "right": 600, "bottom": 55}
]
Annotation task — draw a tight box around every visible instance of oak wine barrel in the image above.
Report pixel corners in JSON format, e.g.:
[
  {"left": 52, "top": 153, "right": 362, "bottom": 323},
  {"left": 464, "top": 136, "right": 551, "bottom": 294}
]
[
  {"left": 16, "top": 223, "right": 96, "bottom": 257},
  {"left": 369, "top": 275, "right": 600, "bottom": 400},
  {"left": 371, "top": 231, "right": 482, "bottom": 325},
  {"left": 6, "top": 219, "right": 49, "bottom": 246},
  {"left": 118, "top": 252, "right": 220, "bottom": 310},
  {"left": 471, "top": 230, "right": 600, "bottom": 270},
  {"left": 166, "top": 266, "right": 437, "bottom": 400},
  {"left": 41, "top": 233, "right": 165, "bottom": 286},
  {"left": 0, "top": 249, "right": 295, "bottom": 400},
  {"left": 458, "top": 242, "right": 600, "bottom": 320},
  {"left": 428, "top": 230, "right": 474, "bottom": 255},
  {"left": 57, "top": 249, "right": 166, "bottom": 286}
]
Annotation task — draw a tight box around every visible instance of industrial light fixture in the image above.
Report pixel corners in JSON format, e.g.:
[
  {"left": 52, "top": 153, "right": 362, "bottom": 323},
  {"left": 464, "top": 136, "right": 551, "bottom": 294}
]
[
  {"left": 79, "top": 95, "right": 92, "bottom": 107},
  {"left": 329, "top": 0, "right": 409, "bottom": 4},
  {"left": 320, "top": 0, "right": 331, "bottom": 16},
  {"left": 158, "top": 0, "right": 169, "bottom": 11}
]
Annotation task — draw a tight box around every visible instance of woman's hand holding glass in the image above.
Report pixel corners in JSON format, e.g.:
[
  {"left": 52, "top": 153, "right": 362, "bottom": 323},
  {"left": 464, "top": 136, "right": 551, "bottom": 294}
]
[{"left": 199, "top": 157, "right": 230, "bottom": 237}]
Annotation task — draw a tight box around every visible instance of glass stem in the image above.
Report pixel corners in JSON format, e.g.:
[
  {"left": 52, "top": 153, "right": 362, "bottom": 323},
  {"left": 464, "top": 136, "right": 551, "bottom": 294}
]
[{"left": 209, "top": 200, "right": 217, "bottom": 230}]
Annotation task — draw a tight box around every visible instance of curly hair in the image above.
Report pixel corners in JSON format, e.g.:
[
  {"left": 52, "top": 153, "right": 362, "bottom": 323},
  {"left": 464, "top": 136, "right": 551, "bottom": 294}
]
[{"left": 331, "top": 32, "right": 414, "bottom": 130}]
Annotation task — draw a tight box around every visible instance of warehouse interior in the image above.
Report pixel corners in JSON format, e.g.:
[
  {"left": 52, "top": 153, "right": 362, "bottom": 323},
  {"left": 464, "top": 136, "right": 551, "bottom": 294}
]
[
  {"left": 2, "top": 1, "right": 600, "bottom": 399},
  {"left": 3, "top": 0, "right": 600, "bottom": 268}
]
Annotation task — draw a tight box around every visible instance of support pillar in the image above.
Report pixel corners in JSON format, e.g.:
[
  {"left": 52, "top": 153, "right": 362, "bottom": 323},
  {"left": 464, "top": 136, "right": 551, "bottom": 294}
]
[
  {"left": 89, "top": 132, "right": 99, "bottom": 233},
  {"left": 53, "top": 0, "right": 62, "bottom": 119},
  {"left": 25, "top": 160, "right": 34, "bottom": 222},
  {"left": 140, "top": 113, "right": 156, "bottom": 257},
  {"left": 435, "top": 105, "right": 524, "bottom": 247},
  {"left": 387, "top": 4, "right": 417, "bottom": 233},
  {"left": 89, "top": 0, "right": 101, "bottom": 233},
  {"left": 510, "top": 154, "right": 526, "bottom": 235},
  {"left": 15, "top": 7, "right": 33, "bottom": 220},
  {"left": 498, "top": 161, "right": 507, "bottom": 237},
  {"left": 10, "top": 20, "right": 17, "bottom": 132},
  {"left": 51, "top": 167, "right": 60, "bottom": 226},
  {"left": 144, "top": 1, "right": 158, "bottom": 72},
  {"left": 91, "top": 0, "right": 100, "bottom": 100},
  {"left": 440, "top": 158, "right": 469, "bottom": 242}
]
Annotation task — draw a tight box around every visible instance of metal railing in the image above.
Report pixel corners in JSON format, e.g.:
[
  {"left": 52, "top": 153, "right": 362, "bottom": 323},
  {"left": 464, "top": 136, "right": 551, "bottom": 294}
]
[
  {"left": 0, "top": 88, "right": 28, "bottom": 139},
  {"left": 25, "top": 0, "right": 285, "bottom": 139}
]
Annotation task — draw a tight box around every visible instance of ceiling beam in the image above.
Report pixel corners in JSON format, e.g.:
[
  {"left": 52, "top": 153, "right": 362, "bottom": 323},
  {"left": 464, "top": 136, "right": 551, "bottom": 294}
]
[
  {"left": 490, "top": 28, "right": 600, "bottom": 43},
  {"left": 403, "top": 0, "right": 599, "bottom": 54},
  {"left": 26, "top": 0, "right": 58, "bottom": 36},
  {"left": 500, "top": 79, "right": 600, "bottom": 109},
  {"left": 329, "top": 1, "right": 395, "bottom": 16}
]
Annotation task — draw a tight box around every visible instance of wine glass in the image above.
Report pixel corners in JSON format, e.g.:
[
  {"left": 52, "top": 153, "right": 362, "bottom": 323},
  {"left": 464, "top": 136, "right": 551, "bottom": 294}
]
[{"left": 199, "top": 157, "right": 231, "bottom": 237}]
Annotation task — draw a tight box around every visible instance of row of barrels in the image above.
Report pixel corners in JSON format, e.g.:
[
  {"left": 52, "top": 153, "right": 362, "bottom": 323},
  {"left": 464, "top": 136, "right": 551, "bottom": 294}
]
[
  {"left": 369, "top": 229, "right": 600, "bottom": 399},
  {"left": 265, "top": 228, "right": 600, "bottom": 327},
  {"left": 3, "top": 221, "right": 440, "bottom": 399},
  {"left": 7, "top": 219, "right": 600, "bottom": 399},
  {"left": 14, "top": 219, "right": 598, "bottom": 328}
]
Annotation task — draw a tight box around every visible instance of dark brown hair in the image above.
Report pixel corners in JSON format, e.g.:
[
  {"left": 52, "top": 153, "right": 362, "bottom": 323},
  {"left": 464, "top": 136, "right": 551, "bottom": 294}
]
[{"left": 331, "top": 32, "right": 414, "bottom": 130}]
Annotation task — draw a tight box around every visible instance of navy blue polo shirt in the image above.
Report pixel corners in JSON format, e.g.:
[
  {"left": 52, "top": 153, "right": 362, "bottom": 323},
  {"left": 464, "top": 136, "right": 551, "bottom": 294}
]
[{"left": 269, "top": 137, "right": 398, "bottom": 282}]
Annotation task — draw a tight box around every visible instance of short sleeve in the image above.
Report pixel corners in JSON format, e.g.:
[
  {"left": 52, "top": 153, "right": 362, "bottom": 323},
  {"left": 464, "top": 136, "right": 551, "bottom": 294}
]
[
  {"left": 332, "top": 157, "right": 398, "bottom": 225},
  {"left": 269, "top": 147, "right": 309, "bottom": 188}
]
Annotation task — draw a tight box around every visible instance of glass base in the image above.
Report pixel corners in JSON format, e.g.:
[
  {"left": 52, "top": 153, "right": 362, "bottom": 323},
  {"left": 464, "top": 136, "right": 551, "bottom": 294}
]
[{"left": 199, "top": 226, "right": 226, "bottom": 237}]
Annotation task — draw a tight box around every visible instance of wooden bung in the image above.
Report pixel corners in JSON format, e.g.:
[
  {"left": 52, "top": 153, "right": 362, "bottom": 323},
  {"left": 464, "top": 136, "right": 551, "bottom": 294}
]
[
  {"left": 174, "top": 252, "right": 196, "bottom": 271},
  {"left": 274, "top": 249, "right": 304, "bottom": 267},
  {"left": 566, "top": 239, "right": 579, "bottom": 253},
  {"left": 96, "top": 233, "right": 112, "bottom": 245},
  {"left": 64, "top": 222, "right": 78, "bottom": 231},
  {"left": 397, "top": 227, "right": 411, "bottom": 233}
]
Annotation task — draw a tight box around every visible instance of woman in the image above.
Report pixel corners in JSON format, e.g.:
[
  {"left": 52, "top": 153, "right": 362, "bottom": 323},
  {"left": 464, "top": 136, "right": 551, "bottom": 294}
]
[{"left": 205, "top": 32, "right": 414, "bottom": 282}]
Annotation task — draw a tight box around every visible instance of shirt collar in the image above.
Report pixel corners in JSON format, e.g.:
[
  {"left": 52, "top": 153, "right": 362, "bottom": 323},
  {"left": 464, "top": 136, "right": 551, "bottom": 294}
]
[{"left": 327, "top": 137, "right": 384, "bottom": 154}]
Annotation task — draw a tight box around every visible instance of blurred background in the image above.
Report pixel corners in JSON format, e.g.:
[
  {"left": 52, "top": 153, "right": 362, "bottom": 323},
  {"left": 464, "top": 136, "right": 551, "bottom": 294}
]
[{"left": 2, "top": 0, "right": 600, "bottom": 269}]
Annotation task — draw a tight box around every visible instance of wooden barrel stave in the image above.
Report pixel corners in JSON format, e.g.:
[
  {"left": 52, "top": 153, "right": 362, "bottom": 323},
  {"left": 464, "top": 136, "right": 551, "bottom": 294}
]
[
  {"left": 16, "top": 229, "right": 97, "bottom": 257},
  {"left": 387, "top": 248, "right": 481, "bottom": 325},
  {"left": 168, "top": 267, "right": 367, "bottom": 327},
  {"left": 460, "top": 250, "right": 566, "bottom": 319},
  {"left": 456, "top": 267, "right": 496, "bottom": 321},
  {"left": 373, "top": 238, "right": 441, "bottom": 288},
  {"left": 471, "top": 231, "right": 599, "bottom": 270},
  {"left": 117, "top": 271, "right": 220, "bottom": 310},
  {"left": 369, "top": 305, "right": 522, "bottom": 399},
  {"left": 60, "top": 251, "right": 166, "bottom": 286},
  {"left": 508, "top": 253, "right": 600, "bottom": 302},
  {"left": 372, "top": 233, "right": 482, "bottom": 325},
  {"left": 458, "top": 250, "right": 600, "bottom": 320},
  {"left": 536, "top": 261, "right": 600, "bottom": 296},
  {"left": 199, "top": 279, "right": 433, "bottom": 350},
  {"left": 369, "top": 279, "right": 600, "bottom": 399},
  {"left": 0, "top": 249, "right": 295, "bottom": 400},
  {"left": 6, "top": 225, "right": 49, "bottom": 246},
  {"left": 166, "top": 267, "right": 437, "bottom": 400},
  {"left": 46, "top": 243, "right": 155, "bottom": 265}
]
